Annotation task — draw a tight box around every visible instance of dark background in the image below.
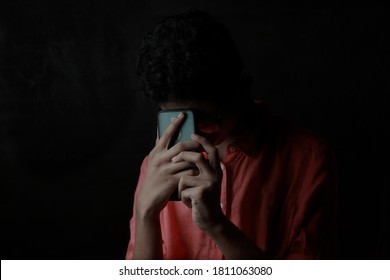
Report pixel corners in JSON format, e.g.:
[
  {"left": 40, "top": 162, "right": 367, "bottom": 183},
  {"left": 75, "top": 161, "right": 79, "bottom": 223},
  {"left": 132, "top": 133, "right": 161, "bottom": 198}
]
[{"left": 1, "top": 0, "right": 388, "bottom": 259}]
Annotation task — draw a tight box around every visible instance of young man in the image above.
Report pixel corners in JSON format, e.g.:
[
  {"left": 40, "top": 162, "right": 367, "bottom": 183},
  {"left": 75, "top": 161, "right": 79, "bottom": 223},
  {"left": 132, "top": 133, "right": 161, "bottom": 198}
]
[{"left": 126, "top": 9, "right": 337, "bottom": 259}]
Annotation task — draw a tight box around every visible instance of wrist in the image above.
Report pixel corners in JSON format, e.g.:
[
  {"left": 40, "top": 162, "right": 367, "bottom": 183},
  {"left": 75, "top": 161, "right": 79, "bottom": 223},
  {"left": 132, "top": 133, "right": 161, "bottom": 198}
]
[
  {"left": 136, "top": 197, "right": 161, "bottom": 221},
  {"left": 203, "top": 214, "right": 229, "bottom": 236}
]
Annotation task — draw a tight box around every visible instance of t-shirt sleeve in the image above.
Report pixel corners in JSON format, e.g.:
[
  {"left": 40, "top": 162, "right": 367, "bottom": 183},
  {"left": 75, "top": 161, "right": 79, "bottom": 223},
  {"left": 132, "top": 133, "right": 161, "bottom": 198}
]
[
  {"left": 286, "top": 145, "right": 337, "bottom": 259},
  {"left": 125, "top": 156, "right": 149, "bottom": 260}
]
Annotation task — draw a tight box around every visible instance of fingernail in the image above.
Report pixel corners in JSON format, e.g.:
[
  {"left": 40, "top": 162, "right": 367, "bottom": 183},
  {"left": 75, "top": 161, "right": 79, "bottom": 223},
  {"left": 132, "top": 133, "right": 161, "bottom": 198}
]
[
  {"left": 171, "top": 156, "right": 177, "bottom": 162},
  {"left": 177, "top": 112, "right": 184, "bottom": 119},
  {"left": 191, "top": 133, "right": 200, "bottom": 140}
]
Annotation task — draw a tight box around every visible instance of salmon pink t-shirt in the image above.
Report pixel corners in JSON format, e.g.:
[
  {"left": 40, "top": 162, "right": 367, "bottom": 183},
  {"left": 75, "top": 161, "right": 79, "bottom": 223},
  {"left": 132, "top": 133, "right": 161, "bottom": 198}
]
[{"left": 126, "top": 102, "right": 337, "bottom": 259}]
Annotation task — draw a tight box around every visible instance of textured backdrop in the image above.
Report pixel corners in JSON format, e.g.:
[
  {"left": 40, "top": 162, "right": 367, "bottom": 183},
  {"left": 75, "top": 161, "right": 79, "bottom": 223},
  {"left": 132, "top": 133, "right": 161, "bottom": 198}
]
[{"left": 1, "top": 0, "right": 388, "bottom": 259}]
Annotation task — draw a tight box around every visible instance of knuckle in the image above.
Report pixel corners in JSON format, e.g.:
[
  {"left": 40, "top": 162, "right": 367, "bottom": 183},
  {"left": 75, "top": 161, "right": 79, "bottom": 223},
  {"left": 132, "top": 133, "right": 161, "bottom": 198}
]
[
  {"left": 174, "top": 151, "right": 183, "bottom": 160},
  {"left": 154, "top": 155, "right": 165, "bottom": 166},
  {"left": 160, "top": 164, "right": 170, "bottom": 174},
  {"left": 175, "top": 142, "right": 185, "bottom": 150},
  {"left": 192, "top": 141, "right": 201, "bottom": 149},
  {"left": 194, "top": 153, "right": 203, "bottom": 161}
]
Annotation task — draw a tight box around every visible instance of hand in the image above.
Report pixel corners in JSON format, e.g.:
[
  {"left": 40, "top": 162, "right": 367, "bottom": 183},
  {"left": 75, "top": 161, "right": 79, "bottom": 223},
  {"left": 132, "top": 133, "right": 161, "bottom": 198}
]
[
  {"left": 137, "top": 113, "right": 200, "bottom": 218},
  {"left": 172, "top": 133, "right": 224, "bottom": 232}
]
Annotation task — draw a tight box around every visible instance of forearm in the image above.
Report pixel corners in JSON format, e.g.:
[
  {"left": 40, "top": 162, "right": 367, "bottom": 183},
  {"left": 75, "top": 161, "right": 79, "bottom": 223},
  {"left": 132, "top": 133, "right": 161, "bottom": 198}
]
[
  {"left": 206, "top": 216, "right": 267, "bottom": 260},
  {"left": 132, "top": 211, "right": 163, "bottom": 259}
]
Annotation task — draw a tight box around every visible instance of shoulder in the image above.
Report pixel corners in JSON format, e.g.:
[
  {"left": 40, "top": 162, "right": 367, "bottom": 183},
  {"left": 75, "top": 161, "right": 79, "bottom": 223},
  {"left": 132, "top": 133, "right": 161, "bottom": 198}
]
[
  {"left": 243, "top": 101, "right": 333, "bottom": 161},
  {"left": 253, "top": 100, "right": 330, "bottom": 153},
  {"left": 262, "top": 114, "right": 331, "bottom": 156},
  {"left": 252, "top": 115, "right": 334, "bottom": 172},
  {"left": 285, "top": 121, "right": 330, "bottom": 154}
]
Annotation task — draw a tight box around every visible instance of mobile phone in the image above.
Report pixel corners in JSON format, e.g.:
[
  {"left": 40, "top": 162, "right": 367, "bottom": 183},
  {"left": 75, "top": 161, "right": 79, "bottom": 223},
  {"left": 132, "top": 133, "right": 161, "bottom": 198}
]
[
  {"left": 157, "top": 109, "right": 196, "bottom": 201},
  {"left": 157, "top": 109, "right": 196, "bottom": 148}
]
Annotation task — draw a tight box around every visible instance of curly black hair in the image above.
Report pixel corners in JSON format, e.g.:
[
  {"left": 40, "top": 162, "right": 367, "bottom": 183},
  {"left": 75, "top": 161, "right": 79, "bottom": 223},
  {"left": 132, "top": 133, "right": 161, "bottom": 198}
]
[{"left": 136, "top": 9, "right": 244, "bottom": 104}]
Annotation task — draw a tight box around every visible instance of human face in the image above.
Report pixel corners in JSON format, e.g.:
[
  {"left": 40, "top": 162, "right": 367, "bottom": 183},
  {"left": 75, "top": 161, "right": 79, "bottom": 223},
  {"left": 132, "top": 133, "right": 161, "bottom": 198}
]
[{"left": 159, "top": 101, "right": 236, "bottom": 145}]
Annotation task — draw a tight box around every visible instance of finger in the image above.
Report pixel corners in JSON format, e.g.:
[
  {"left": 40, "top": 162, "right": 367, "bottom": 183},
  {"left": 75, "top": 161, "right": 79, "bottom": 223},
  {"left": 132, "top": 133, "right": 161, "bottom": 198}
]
[
  {"left": 156, "top": 140, "right": 200, "bottom": 163},
  {"left": 177, "top": 175, "right": 205, "bottom": 206},
  {"left": 167, "top": 161, "right": 198, "bottom": 174},
  {"left": 165, "top": 140, "right": 201, "bottom": 158},
  {"left": 178, "top": 174, "right": 217, "bottom": 195},
  {"left": 191, "top": 133, "right": 220, "bottom": 170},
  {"left": 179, "top": 167, "right": 200, "bottom": 178},
  {"left": 158, "top": 112, "right": 186, "bottom": 149},
  {"left": 171, "top": 151, "right": 212, "bottom": 174},
  {"left": 178, "top": 177, "right": 218, "bottom": 208},
  {"left": 178, "top": 175, "right": 201, "bottom": 192}
]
